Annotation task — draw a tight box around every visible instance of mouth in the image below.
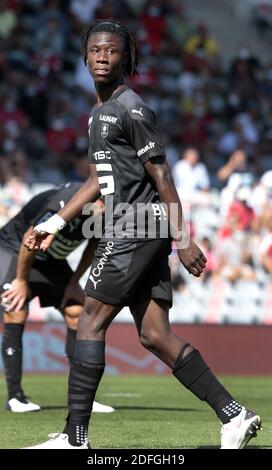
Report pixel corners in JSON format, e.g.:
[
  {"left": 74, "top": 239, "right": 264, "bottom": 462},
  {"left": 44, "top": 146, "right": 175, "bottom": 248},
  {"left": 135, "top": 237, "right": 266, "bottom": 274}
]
[{"left": 95, "top": 69, "right": 110, "bottom": 76}]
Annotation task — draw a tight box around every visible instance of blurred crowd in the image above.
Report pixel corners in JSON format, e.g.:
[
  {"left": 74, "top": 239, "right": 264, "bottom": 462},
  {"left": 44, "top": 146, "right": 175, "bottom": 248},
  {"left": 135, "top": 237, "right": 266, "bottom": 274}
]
[{"left": 0, "top": 0, "right": 272, "bottom": 323}]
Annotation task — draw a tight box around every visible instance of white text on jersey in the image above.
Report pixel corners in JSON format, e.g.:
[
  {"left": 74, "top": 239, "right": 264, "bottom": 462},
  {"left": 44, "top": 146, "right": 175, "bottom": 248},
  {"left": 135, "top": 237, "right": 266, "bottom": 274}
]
[
  {"left": 93, "top": 150, "right": 111, "bottom": 160},
  {"left": 99, "top": 114, "right": 118, "bottom": 124},
  {"left": 137, "top": 141, "right": 155, "bottom": 157}
]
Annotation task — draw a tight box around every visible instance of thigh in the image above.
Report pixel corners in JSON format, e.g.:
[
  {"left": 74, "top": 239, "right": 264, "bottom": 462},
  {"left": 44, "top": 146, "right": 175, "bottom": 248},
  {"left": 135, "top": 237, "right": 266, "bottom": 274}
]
[
  {"left": 131, "top": 298, "right": 187, "bottom": 368},
  {"left": 0, "top": 249, "right": 73, "bottom": 312},
  {"left": 132, "top": 240, "right": 172, "bottom": 308},
  {"left": 77, "top": 295, "right": 122, "bottom": 340},
  {"left": 131, "top": 298, "right": 171, "bottom": 337},
  {"left": 0, "top": 247, "right": 18, "bottom": 315},
  {"left": 0, "top": 247, "right": 17, "bottom": 291},
  {"left": 85, "top": 238, "right": 170, "bottom": 306}
]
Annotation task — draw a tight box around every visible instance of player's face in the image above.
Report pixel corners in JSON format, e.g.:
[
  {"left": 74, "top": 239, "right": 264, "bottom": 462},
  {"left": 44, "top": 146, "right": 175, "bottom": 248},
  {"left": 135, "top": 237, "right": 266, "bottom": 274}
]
[{"left": 86, "top": 32, "right": 126, "bottom": 84}]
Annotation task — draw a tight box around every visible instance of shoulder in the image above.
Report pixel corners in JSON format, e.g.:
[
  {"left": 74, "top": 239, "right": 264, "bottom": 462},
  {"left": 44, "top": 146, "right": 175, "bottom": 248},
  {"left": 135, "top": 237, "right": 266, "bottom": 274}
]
[
  {"left": 117, "top": 88, "right": 156, "bottom": 122},
  {"left": 117, "top": 88, "right": 144, "bottom": 109}
]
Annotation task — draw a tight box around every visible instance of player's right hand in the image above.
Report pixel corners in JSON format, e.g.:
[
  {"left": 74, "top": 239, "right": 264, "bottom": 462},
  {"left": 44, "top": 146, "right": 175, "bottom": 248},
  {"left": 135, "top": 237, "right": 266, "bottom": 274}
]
[
  {"left": 24, "top": 214, "right": 66, "bottom": 251},
  {"left": 23, "top": 229, "right": 55, "bottom": 252},
  {"left": 178, "top": 240, "right": 207, "bottom": 277}
]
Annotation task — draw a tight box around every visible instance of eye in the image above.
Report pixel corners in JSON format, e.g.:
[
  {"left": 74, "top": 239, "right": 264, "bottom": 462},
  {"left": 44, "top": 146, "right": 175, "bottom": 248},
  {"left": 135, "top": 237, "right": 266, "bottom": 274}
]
[{"left": 89, "top": 48, "right": 98, "bottom": 54}]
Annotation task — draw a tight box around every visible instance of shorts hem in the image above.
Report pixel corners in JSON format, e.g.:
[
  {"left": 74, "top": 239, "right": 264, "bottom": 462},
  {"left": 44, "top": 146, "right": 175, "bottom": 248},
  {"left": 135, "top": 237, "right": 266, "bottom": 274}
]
[{"left": 84, "top": 289, "right": 124, "bottom": 306}]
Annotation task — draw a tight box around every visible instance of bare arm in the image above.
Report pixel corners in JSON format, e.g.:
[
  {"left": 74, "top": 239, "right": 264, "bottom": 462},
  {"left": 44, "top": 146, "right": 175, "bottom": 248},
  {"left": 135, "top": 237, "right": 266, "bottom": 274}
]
[
  {"left": 24, "top": 164, "right": 100, "bottom": 251},
  {"left": 217, "top": 164, "right": 232, "bottom": 181},
  {"left": 144, "top": 157, "right": 188, "bottom": 244},
  {"left": 144, "top": 157, "right": 207, "bottom": 276},
  {"left": 17, "top": 227, "right": 37, "bottom": 278},
  {"left": 217, "top": 160, "right": 235, "bottom": 182},
  {"left": 58, "top": 166, "right": 100, "bottom": 222},
  {"left": 1, "top": 227, "right": 36, "bottom": 312}
]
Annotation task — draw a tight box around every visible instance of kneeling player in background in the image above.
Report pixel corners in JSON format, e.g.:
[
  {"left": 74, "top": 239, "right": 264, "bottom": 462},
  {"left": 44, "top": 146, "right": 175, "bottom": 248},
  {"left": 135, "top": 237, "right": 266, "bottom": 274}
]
[{"left": 0, "top": 182, "right": 113, "bottom": 413}]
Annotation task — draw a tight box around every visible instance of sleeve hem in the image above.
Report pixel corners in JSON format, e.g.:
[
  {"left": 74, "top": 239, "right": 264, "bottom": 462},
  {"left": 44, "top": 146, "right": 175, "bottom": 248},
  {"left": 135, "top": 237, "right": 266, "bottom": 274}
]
[{"left": 139, "top": 152, "right": 166, "bottom": 164}]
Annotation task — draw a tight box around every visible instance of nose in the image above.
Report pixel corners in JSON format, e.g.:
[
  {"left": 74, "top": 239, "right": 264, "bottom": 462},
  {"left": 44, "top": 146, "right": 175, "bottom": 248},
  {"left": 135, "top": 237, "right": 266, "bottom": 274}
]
[{"left": 96, "top": 50, "right": 108, "bottom": 63}]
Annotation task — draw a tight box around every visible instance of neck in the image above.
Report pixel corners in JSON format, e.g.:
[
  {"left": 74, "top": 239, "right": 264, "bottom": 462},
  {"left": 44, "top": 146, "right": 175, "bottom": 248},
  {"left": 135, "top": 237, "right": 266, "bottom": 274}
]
[{"left": 96, "top": 78, "right": 125, "bottom": 106}]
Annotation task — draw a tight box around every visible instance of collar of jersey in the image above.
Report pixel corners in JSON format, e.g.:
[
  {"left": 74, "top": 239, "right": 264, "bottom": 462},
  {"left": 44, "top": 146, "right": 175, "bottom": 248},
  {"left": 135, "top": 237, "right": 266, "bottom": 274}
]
[{"left": 109, "top": 84, "right": 128, "bottom": 101}]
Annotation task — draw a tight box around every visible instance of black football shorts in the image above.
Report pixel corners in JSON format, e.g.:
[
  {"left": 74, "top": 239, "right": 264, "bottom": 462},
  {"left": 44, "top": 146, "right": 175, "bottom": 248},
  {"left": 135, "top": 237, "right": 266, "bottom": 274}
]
[
  {"left": 85, "top": 238, "right": 172, "bottom": 307},
  {"left": 0, "top": 246, "right": 81, "bottom": 313}
]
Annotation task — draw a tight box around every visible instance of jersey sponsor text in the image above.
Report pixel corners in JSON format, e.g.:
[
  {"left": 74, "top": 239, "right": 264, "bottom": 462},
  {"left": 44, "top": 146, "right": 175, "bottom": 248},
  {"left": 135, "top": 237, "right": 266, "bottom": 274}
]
[
  {"left": 99, "top": 114, "right": 118, "bottom": 124},
  {"left": 137, "top": 141, "right": 155, "bottom": 157}
]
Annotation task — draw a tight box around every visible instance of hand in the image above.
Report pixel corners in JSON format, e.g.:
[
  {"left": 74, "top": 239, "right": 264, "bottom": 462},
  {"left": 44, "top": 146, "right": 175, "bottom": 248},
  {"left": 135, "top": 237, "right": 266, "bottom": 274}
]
[
  {"left": 23, "top": 229, "right": 55, "bottom": 252},
  {"left": 0, "top": 278, "right": 30, "bottom": 312},
  {"left": 178, "top": 241, "right": 207, "bottom": 277},
  {"left": 60, "top": 281, "right": 85, "bottom": 308}
]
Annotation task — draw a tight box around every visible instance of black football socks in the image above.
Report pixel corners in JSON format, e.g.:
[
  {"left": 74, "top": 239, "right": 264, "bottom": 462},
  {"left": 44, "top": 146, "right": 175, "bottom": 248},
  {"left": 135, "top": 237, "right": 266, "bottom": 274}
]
[
  {"left": 63, "top": 340, "right": 105, "bottom": 446},
  {"left": 2, "top": 323, "right": 24, "bottom": 399},
  {"left": 173, "top": 348, "right": 242, "bottom": 423},
  {"left": 65, "top": 327, "right": 76, "bottom": 365}
]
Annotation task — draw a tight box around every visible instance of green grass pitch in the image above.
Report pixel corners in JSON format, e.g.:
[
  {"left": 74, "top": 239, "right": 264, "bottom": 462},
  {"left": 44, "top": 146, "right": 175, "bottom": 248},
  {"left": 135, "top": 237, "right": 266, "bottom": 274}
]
[{"left": 0, "top": 374, "right": 271, "bottom": 449}]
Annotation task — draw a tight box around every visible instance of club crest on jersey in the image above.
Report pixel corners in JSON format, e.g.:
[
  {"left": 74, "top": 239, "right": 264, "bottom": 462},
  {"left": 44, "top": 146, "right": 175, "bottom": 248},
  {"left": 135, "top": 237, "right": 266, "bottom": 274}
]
[{"left": 101, "top": 123, "right": 109, "bottom": 138}]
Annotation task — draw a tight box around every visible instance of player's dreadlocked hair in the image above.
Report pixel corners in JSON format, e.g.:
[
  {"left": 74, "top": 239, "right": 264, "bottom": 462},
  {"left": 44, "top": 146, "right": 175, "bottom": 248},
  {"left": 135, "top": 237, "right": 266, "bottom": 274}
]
[{"left": 81, "top": 19, "right": 138, "bottom": 76}]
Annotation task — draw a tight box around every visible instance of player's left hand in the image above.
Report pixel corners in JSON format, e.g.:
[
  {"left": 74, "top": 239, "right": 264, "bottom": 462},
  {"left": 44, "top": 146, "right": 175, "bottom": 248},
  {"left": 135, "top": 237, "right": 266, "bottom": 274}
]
[
  {"left": 178, "top": 241, "right": 207, "bottom": 277},
  {"left": 0, "top": 278, "right": 30, "bottom": 312}
]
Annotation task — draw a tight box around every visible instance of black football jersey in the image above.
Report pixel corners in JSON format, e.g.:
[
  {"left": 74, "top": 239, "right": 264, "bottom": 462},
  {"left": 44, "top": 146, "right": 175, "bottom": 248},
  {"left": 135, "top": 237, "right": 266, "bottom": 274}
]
[
  {"left": 88, "top": 86, "right": 168, "bottom": 238},
  {"left": 0, "top": 182, "right": 87, "bottom": 261}
]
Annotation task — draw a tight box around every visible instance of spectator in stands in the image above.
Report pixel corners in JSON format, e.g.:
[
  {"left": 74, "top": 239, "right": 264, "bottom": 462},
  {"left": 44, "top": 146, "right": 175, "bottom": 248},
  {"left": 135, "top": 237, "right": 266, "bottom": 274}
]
[
  {"left": 217, "top": 149, "right": 254, "bottom": 190},
  {"left": 139, "top": 0, "right": 168, "bottom": 54},
  {"left": 251, "top": 175, "right": 272, "bottom": 229},
  {"left": 70, "top": 0, "right": 101, "bottom": 29},
  {"left": 217, "top": 231, "right": 256, "bottom": 284},
  {"left": 0, "top": 0, "right": 17, "bottom": 39},
  {"left": 217, "top": 113, "right": 259, "bottom": 158},
  {"left": 172, "top": 146, "right": 210, "bottom": 201},
  {"left": 184, "top": 23, "right": 219, "bottom": 66},
  {"left": 221, "top": 186, "right": 255, "bottom": 237},
  {"left": 229, "top": 46, "right": 260, "bottom": 86}
]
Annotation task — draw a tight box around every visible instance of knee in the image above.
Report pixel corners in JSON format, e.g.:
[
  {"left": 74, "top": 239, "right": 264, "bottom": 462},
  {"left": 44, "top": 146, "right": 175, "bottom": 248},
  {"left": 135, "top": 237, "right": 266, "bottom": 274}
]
[
  {"left": 3, "top": 311, "right": 27, "bottom": 324},
  {"left": 139, "top": 328, "right": 162, "bottom": 352},
  {"left": 63, "top": 306, "right": 81, "bottom": 330},
  {"left": 65, "top": 316, "right": 78, "bottom": 330}
]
